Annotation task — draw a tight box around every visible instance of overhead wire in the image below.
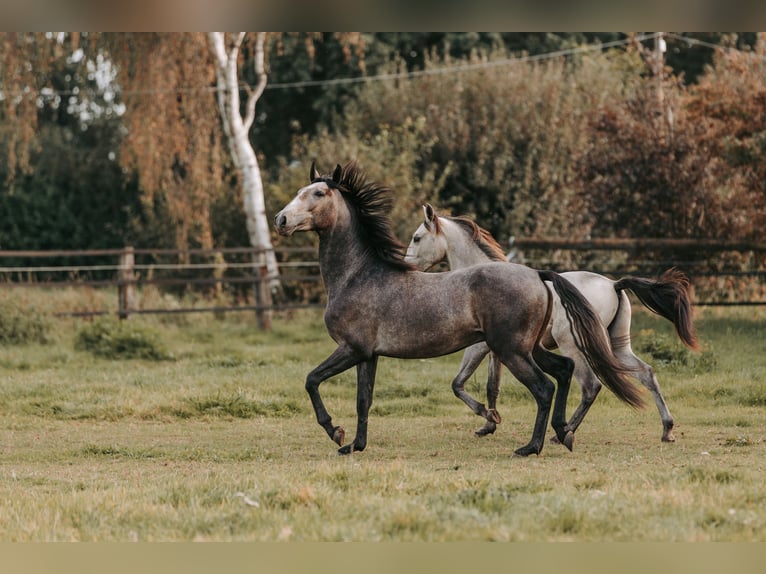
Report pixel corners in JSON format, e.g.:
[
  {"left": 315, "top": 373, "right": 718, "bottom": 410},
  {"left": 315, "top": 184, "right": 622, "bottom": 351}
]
[
  {"left": 4, "top": 33, "right": 662, "bottom": 100},
  {"left": 664, "top": 32, "right": 766, "bottom": 60},
  {"left": 3, "top": 33, "right": 761, "bottom": 103}
]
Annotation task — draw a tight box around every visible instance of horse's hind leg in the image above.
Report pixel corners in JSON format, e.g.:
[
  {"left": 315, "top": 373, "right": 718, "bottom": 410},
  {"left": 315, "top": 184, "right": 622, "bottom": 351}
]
[
  {"left": 610, "top": 293, "right": 675, "bottom": 442},
  {"left": 495, "top": 351, "right": 556, "bottom": 457},
  {"left": 450, "top": 343, "right": 501, "bottom": 436},
  {"left": 560, "top": 356, "right": 602, "bottom": 438},
  {"left": 627, "top": 352, "right": 674, "bottom": 441},
  {"left": 532, "top": 347, "right": 575, "bottom": 450},
  {"left": 548, "top": 309, "right": 603, "bottom": 441},
  {"left": 305, "top": 344, "right": 364, "bottom": 448},
  {"left": 616, "top": 347, "right": 674, "bottom": 441}
]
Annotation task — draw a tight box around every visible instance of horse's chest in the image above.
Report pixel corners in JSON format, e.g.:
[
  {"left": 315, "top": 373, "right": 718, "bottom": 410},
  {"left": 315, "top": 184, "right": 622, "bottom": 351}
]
[{"left": 324, "top": 298, "right": 377, "bottom": 345}]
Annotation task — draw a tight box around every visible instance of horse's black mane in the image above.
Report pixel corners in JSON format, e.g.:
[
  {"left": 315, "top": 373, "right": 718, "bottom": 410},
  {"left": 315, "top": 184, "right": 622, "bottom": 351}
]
[
  {"left": 315, "top": 161, "right": 415, "bottom": 271},
  {"left": 446, "top": 216, "right": 508, "bottom": 262}
]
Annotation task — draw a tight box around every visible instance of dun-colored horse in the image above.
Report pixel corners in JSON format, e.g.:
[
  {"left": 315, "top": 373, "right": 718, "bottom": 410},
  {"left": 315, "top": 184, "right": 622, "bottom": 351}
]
[
  {"left": 275, "top": 161, "right": 642, "bottom": 456},
  {"left": 405, "top": 204, "right": 698, "bottom": 442}
]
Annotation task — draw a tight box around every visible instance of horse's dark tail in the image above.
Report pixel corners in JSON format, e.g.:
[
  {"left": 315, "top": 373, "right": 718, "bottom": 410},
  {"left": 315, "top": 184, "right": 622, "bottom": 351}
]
[
  {"left": 613, "top": 268, "right": 699, "bottom": 351},
  {"left": 538, "top": 270, "right": 644, "bottom": 409}
]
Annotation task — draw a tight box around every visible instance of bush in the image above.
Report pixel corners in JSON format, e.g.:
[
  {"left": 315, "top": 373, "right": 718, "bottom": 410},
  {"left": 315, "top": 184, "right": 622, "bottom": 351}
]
[
  {"left": 74, "top": 318, "right": 172, "bottom": 360},
  {"left": 633, "top": 329, "right": 716, "bottom": 371},
  {"left": 0, "top": 297, "right": 52, "bottom": 345}
]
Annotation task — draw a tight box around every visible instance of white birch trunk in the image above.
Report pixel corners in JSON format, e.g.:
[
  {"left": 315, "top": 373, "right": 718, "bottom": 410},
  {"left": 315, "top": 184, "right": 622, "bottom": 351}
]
[{"left": 209, "top": 32, "right": 279, "bottom": 329}]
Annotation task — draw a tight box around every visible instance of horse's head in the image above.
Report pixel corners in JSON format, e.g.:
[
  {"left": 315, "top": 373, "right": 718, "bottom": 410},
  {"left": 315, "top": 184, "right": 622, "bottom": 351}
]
[
  {"left": 275, "top": 162, "right": 345, "bottom": 236},
  {"left": 404, "top": 204, "right": 448, "bottom": 270}
]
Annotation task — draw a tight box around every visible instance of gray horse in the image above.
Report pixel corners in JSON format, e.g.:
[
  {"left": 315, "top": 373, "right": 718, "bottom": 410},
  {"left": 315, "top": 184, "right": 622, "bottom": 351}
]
[
  {"left": 405, "top": 204, "right": 698, "bottom": 442},
  {"left": 275, "top": 161, "right": 642, "bottom": 456}
]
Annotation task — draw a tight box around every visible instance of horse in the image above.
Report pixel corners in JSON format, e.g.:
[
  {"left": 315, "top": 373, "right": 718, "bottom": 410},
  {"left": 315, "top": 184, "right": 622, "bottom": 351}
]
[
  {"left": 274, "top": 161, "right": 643, "bottom": 457},
  {"left": 405, "top": 203, "right": 699, "bottom": 442}
]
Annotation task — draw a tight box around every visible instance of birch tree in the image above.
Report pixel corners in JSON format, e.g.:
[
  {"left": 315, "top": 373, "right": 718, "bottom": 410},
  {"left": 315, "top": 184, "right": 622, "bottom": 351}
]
[{"left": 208, "top": 32, "right": 279, "bottom": 330}]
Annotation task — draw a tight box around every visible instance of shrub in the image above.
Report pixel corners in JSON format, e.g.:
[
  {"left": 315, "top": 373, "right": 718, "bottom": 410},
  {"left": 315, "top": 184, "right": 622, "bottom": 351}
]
[
  {"left": 633, "top": 329, "right": 716, "bottom": 371},
  {"left": 74, "top": 318, "right": 172, "bottom": 360},
  {"left": 0, "top": 297, "right": 52, "bottom": 345}
]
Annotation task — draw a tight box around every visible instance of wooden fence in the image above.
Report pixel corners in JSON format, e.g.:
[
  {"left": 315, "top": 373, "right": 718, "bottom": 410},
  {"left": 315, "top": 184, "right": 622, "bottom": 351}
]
[
  {"left": 1, "top": 238, "right": 765, "bottom": 322},
  {"left": 508, "top": 237, "right": 766, "bottom": 307},
  {"left": 0, "top": 246, "right": 324, "bottom": 322}
]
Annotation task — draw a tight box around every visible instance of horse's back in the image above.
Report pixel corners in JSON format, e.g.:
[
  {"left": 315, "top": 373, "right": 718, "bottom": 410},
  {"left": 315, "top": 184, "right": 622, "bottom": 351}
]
[
  {"left": 328, "top": 262, "right": 549, "bottom": 359},
  {"left": 466, "top": 261, "right": 547, "bottom": 298},
  {"left": 426, "top": 262, "right": 551, "bottom": 356},
  {"left": 463, "top": 262, "right": 550, "bottom": 328}
]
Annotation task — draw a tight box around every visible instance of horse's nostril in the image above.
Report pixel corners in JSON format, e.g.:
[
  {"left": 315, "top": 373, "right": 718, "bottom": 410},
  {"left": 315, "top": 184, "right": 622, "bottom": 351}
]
[{"left": 276, "top": 214, "right": 287, "bottom": 229}]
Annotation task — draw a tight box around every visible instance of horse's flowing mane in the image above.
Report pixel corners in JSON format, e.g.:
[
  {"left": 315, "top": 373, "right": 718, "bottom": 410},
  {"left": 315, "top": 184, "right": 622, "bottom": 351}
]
[
  {"left": 446, "top": 216, "right": 508, "bottom": 262},
  {"left": 317, "top": 161, "right": 415, "bottom": 271}
]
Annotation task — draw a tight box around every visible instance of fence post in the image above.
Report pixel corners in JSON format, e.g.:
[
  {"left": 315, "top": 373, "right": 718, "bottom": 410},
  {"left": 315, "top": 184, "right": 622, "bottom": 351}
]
[
  {"left": 118, "top": 246, "right": 136, "bottom": 320},
  {"left": 253, "top": 249, "right": 273, "bottom": 331}
]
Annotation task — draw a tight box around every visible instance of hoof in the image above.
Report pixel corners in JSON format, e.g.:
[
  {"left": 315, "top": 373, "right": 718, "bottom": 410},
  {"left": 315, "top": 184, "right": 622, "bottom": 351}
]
[
  {"left": 549, "top": 434, "right": 561, "bottom": 445},
  {"left": 475, "top": 421, "right": 497, "bottom": 437},
  {"left": 487, "top": 408, "right": 502, "bottom": 424},
  {"left": 662, "top": 423, "right": 676, "bottom": 443},
  {"left": 562, "top": 431, "right": 574, "bottom": 452},
  {"left": 337, "top": 441, "right": 364, "bottom": 455},
  {"left": 513, "top": 445, "right": 540, "bottom": 458},
  {"left": 332, "top": 426, "right": 345, "bottom": 446}
]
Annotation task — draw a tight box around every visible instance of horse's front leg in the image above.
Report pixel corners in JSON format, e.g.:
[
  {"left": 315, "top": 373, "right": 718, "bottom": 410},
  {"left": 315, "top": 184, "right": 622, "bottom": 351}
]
[
  {"left": 338, "top": 356, "right": 379, "bottom": 455},
  {"left": 450, "top": 343, "right": 500, "bottom": 435},
  {"left": 476, "top": 352, "right": 503, "bottom": 437},
  {"left": 306, "top": 345, "right": 364, "bottom": 447}
]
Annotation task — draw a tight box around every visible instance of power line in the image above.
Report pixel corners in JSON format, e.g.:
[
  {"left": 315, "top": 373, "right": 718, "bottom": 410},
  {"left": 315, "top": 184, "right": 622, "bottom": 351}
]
[
  {"left": 4, "top": 33, "right": 658, "bottom": 100},
  {"left": 264, "top": 33, "right": 660, "bottom": 90},
  {"left": 5, "top": 33, "right": 762, "bottom": 101},
  {"left": 664, "top": 32, "right": 766, "bottom": 59}
]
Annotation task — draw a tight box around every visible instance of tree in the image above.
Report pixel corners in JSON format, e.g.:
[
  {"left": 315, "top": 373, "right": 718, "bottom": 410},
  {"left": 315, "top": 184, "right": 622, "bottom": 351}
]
[
  {"left": 0, "top": 32, "right": 144, "bottom": 256},
  {"left": 208, "top": 32, "right": 279, "bottom": 330},
  {"left": 686, "top": 33, "right": 766, "bottom": 241},
  {"left": 101, "top": 33, "right": 227, "bottom": 254}
]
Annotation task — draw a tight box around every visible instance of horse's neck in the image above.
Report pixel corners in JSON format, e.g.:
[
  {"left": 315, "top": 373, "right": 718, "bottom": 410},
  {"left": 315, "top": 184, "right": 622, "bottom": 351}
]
[
  {"left": 318, "top": 223, "right": 376, "bottom": 295},
  {"left": 441, "top": 219, "right": 491, "bottom": 270}
]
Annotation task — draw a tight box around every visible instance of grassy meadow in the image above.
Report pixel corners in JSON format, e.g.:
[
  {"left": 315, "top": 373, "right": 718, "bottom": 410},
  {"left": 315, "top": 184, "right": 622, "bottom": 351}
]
[{"left": 0, "top": 288, "right": 765, "bottom": 541}]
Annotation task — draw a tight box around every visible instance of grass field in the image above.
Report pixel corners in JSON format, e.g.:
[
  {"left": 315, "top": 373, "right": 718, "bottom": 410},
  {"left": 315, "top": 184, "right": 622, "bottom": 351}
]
[{"left": 1, "top": 290, "right": 765, "bottom": 541}]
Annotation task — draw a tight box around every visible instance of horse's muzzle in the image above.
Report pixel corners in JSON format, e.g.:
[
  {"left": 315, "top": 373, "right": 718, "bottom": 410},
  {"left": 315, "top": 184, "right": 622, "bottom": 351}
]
[{"left": 274, "top": 213, "right": 289, "bottom": 235}]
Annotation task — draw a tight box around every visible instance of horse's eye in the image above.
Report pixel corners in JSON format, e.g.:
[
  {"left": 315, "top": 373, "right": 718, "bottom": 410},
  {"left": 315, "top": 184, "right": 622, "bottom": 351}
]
[
  {"left": 413, "top": 236, "right": 421, "bottom": 244},
  {"left": 313, "top": 190, "right": 325, "bottom": 198}
]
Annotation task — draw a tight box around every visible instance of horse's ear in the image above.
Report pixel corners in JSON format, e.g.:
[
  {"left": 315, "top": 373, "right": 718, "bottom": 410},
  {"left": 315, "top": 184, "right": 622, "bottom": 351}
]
[
  {"left": 424, "top": 203, "right": 436, "bottom": 224},
  {"left": 332, "top": 164, "right": 342, "bottom": 183},
  {"left": 310, "top": 161, "right": 320, "bottom": 182}
]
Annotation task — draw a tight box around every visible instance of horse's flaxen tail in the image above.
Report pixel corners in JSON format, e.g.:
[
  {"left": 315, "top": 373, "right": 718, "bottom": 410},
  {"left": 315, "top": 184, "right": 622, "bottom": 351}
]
[
  {"left": 538, "top": 270, "right": 645, "bottom": 409},
  {"left": 613, "top": 268, "right": 699, "bottom": 351}
]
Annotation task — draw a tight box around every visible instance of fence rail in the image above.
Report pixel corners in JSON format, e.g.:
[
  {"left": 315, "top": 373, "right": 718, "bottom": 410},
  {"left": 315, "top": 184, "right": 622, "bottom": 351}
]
[
  {"left": 1, "top": 238, "right": 765, "bottom": 319},
  {"left": 510, "top": 237, "right": 766, "bottom": 252},
  {"left": 509, "top": 237, "right": 766, "bottom": 307},
  {"left": 0, "top": 245, "right": 324, "bottom": 319}
]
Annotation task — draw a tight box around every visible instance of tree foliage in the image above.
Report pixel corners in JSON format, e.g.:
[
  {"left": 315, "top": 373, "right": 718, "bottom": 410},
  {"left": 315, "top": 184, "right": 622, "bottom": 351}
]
[
  {"left": 101, "top": 33, "right": 228, "bottom": 252},
  {"left": 1, "top": 32, "right": 765, "bottom": 285},
  {"left": 295, "top": 46, "right": 646, "bottom": 242},
  {"left": 686, "top": 33, "right": 766, "bottom": 240},
  {"left": 0, "top": 33, "right": 144, "bottom": 252}
]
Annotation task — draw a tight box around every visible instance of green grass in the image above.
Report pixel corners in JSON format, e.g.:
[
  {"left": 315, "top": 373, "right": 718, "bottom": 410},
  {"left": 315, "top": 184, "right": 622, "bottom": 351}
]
[{"left": 0, "top": 299, "right": 765, "bottom": 541}]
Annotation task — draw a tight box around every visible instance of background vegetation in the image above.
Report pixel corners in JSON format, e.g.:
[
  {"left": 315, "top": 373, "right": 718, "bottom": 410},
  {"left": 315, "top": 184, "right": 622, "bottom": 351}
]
[{"left": 1, "top": 34, "right": 764, "bottom": 256}]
